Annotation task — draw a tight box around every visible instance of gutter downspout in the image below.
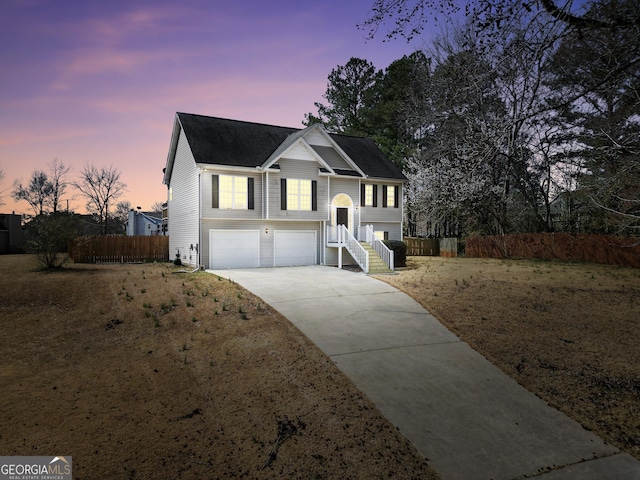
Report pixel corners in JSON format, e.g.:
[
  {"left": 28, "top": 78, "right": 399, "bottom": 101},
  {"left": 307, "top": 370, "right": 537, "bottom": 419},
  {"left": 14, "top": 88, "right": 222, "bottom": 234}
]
[{"left": 265, "top": 171, "right": 269, "bottom": 220}]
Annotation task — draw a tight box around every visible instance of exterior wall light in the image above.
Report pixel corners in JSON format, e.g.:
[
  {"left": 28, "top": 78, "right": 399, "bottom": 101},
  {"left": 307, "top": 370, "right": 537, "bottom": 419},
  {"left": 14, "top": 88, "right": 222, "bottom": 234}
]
[{"left": 265, "top": 227, "right": 269, "bottom": 234}]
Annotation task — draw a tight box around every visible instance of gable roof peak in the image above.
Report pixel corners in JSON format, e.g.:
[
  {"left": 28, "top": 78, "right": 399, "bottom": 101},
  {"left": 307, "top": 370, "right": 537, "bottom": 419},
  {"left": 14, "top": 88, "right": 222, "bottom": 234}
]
[{"left": 164, "top": 112, "right": 406, "bottom": 183}]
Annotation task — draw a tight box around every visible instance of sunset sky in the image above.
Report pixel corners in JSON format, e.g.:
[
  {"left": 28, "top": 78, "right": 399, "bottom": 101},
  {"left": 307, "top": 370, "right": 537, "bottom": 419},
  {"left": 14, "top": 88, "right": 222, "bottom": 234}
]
[{"left": 0, "top": 0, "right": 426, "bottom": 216}]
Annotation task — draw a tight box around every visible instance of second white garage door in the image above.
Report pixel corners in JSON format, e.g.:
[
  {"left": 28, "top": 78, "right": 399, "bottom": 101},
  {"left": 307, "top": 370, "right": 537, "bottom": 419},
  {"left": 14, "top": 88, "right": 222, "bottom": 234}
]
[
  {"left": 274, "top": 230, "right": 317, "bottom": 267},
  {"left": 209, "top": 230, "right": 260, "bottom": 269}
]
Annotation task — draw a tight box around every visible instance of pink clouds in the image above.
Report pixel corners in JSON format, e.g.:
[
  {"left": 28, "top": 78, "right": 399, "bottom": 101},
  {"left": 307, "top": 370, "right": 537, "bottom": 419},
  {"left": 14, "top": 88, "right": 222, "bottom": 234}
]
[{"left": 0, "top": 0, "right": 422, "bottom": 216}]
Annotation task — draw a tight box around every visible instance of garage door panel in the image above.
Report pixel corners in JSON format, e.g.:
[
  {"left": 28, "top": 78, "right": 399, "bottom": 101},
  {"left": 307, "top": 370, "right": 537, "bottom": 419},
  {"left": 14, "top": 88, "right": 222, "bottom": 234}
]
[
  {"left": 210, "top": 230, "right": 260, "bottom": 269},
  {"left": 274, "top": 230, "right": 316, "bottom": 267}
]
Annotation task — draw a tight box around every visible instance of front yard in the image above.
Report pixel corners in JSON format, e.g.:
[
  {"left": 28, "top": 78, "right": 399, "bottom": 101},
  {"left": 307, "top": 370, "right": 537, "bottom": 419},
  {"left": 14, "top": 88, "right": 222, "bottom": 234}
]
[
  {"left": 376, "top": 256, "right": 640, "bottom": 460},
  {"left": 0, "top": 255, "right": 437, "bottom": 479}
]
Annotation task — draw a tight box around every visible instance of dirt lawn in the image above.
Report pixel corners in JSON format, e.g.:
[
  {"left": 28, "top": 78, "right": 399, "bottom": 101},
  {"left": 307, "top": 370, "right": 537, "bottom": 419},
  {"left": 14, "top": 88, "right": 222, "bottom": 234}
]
[
  {"left": 0, "top": 255, "right": 438, "bottom": 479},
  {"left": 375, "top": 256, "right": 640, "bottom": 460}
]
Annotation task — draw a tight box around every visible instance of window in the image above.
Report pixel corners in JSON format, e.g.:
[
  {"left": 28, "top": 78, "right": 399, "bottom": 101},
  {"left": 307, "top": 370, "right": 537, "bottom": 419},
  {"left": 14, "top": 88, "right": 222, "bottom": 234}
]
[
  {"left": 383, "top": 185, "right": 399, "bottom": 208},
  {"left": 212, "top": 175, "right": 254, "bottom": 210},
  {"left": 287, "top": 179, "right": 311, "bottom": 211},
  {"left": 361, "top": 184, "right": 378, "bottom": 207},
  {"left": 281, "top": 179, "right": 317, "bottom": 211},
  {"left": 386, "top": 186, "right": 395, "bottom": 207}
]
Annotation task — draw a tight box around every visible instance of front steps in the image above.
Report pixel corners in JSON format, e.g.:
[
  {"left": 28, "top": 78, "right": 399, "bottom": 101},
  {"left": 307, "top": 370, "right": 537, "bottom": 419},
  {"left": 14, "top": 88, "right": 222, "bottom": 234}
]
[{"left": 359, "top": 242, "right": 392, "bottom": 274}]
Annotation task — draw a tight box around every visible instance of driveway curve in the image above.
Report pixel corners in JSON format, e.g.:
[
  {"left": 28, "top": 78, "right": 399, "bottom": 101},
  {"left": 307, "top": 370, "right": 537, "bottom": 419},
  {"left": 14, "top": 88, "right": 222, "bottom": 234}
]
[{"left": 209, "top": 265, "right": 640, "bottom": 480}]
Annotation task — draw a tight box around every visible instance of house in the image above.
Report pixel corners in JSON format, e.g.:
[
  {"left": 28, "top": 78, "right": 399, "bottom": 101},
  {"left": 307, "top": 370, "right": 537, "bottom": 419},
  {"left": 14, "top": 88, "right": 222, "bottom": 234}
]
[
  {"left": 0, "top": 212, "right": 24, "bottom": 254},
  {"left": 162, "top": 113, "right": 406, "bottom": 271},
  {"left": 126, "top": 209, "right": 164, "bottom": 236}
]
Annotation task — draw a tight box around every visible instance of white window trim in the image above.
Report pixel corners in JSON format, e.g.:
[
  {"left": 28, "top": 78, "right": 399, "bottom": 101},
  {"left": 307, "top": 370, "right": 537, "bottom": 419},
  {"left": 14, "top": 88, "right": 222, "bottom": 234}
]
[
  {"left": 287, "top": 178, "right": 312, "bottom": 211},
  {"left": 364, "top": 184, "right": 374, "bottom": 207},
  {"left": 387, "top": 185, "right": 396, "bottom": 208},
  {"left": 219, "top": 174, "right": 248, "bottom": 210}
]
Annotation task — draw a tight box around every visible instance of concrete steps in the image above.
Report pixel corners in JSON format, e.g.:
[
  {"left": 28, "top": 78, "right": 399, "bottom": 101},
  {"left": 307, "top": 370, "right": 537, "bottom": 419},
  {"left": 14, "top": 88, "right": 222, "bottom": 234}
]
[{"left": 360, "top": 242, "right": 392, "bottom": 274}]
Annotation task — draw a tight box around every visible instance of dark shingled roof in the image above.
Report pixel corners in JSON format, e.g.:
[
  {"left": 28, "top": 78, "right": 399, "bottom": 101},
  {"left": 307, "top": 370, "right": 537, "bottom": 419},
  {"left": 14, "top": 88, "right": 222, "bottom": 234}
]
[
  {"left": 178, "top": 113, "right": 296, "bottom": 168},
  {"left": 331, "top": 134, "right": 405, "bottom": 180},
  {"left": 176, "top": 112, "right": 405, "bottom": 180}
]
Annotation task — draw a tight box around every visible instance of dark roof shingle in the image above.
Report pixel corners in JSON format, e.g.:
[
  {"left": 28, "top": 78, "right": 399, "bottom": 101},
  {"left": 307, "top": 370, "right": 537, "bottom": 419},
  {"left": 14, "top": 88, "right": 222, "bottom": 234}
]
[{"left": 176, "top": 112, "right": 405, "bottom": 180}]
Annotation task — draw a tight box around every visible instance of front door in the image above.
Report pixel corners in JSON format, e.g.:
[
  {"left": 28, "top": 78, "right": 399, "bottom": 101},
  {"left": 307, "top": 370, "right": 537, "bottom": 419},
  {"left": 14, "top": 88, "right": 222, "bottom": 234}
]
[{"left": 336, "top": 208, "right": 348, "bottom": 229}]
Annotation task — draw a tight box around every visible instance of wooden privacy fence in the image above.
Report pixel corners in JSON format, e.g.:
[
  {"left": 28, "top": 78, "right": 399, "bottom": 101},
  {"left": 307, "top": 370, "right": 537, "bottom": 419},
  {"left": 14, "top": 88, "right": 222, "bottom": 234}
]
[
  {"left": 69, "top": 235, "right": 169, "bottom": 263},
  {"left": 405, "top": 237, "right": 458, "bottom": 257},
  {"left": 466, "top": 233, "right": 640, "bottom": 268}
]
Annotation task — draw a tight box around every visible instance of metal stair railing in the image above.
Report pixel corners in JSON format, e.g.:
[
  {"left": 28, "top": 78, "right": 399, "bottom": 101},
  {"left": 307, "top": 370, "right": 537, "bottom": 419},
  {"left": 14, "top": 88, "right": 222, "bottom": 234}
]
[{"left": 365, "top": 224, "right": 394, "bottom": 271}]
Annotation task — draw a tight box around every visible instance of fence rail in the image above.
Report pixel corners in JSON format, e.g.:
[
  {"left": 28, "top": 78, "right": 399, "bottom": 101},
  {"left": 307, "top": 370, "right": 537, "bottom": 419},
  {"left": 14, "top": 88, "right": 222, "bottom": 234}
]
[
  {"left": 466, "top": 233, "right": 640, "bottom": 268},
  {"left": 69, "top": 235, "right": 169, "bottom": 263},
  {"left": 405, "top": 237, "right": 440, "bottom": 256},
  {"left": 405, "top": 237, "right": 458, "bottom": 257}
]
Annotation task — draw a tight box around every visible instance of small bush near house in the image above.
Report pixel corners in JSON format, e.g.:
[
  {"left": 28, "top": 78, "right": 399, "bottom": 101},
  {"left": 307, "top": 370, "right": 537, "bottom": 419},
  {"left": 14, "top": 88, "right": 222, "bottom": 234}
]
[{"left": 383, "top": 240, "right": 407, "bottom": 267}]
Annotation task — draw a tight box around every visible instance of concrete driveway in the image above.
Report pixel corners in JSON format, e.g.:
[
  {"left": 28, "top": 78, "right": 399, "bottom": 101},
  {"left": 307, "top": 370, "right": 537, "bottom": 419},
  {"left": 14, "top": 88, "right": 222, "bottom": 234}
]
[{"left": 209, "top": 265, "right": 640, "bottom": 480}]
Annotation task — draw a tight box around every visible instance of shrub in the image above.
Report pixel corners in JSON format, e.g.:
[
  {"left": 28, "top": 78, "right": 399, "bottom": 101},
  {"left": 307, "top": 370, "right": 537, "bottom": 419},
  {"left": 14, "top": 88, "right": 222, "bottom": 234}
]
[
  {"left": 26, "top": 212, "right": 81, "bottom": 269},
  {"left": 383, "top": 240, "right": 407, "bottom": 267}
]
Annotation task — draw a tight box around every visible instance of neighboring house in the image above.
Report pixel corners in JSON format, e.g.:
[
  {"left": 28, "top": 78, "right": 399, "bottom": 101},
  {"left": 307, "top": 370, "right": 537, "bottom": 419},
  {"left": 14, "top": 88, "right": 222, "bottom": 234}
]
[
  {"left": 126, "top": 209, "right": 164, "bottom": 236},
  {"left": 161, "top": 202, "right": 168, "bottom": 236},
  {"left": 550, "top": 190, "right": 597, "bottom": 233},
  {"left": 162, "top": 113, "right": 406, "bottom": 271},
  {"left": 0, "top": 213, "right": 24, "bottom": 254}
]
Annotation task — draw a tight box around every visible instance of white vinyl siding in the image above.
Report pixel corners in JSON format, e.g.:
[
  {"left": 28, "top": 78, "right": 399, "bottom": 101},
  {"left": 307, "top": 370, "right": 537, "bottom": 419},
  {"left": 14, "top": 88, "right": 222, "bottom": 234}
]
[
  {"left": 360, "top": 181, "right": 403, "bottom": 224},
  {"left": 329, "top": 178, "right": 359, "bottom": 206},
  {"left": 202, "top": 171, "right": 261, "bottom": 220},
  {"left": 269, "top": 159, "right": 327, "bottom": 220},
  {"left": 167, "top": 128, "right": 200, "bottom": 266},
  {"left": 366, "top": 222, "right": 402, "bottom": 241}
]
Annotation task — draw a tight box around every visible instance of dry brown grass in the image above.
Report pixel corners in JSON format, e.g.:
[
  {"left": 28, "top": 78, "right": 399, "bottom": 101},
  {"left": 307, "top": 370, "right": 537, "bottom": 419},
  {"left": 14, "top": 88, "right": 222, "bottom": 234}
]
[
  {"left": 0, "top": 255, "right": 438, "bottom": 480},
  {"left": 376, "top": 256, "right": 640, "bottom": 460}
]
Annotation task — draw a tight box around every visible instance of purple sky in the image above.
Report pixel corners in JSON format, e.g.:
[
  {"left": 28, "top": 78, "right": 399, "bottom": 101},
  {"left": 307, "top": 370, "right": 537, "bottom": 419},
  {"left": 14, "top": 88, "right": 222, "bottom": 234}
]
[{"left": 0, "top": 0, "right": 425, "bottom": 215}]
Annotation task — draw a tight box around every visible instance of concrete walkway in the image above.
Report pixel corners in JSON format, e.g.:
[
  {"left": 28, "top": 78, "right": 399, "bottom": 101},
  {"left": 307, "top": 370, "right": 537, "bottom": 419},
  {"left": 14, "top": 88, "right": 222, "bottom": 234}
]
[{"left": 209, "top": 266, "right": 640, "bottom": 480}]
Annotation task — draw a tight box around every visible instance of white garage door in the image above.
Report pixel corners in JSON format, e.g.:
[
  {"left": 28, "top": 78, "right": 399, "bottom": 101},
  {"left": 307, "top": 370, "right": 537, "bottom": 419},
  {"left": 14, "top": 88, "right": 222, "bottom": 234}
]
[
  {"left": 209, "top": 230, "right": 260, "bottom": 269},
  {"left": 274, "top": 230, "right": 317, "bottom": 267}
]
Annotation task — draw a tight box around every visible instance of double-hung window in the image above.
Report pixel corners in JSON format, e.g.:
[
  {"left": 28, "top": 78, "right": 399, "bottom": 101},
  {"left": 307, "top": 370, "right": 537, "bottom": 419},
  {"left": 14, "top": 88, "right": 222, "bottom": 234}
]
[
  {"left": 280, "top": 178, "right": 317, "bottom": 211},
  {"left": 212, "top": 174, "right": 254, "bottom": 210},
  {"left": 361, "top": 184, "right": 378, "bottom": 207},
  {"left": 287, "top": 179, "right": 311, "bottom": 211},
  {"left": 383, "top": 185, "right": 399, "bottom": 208}
]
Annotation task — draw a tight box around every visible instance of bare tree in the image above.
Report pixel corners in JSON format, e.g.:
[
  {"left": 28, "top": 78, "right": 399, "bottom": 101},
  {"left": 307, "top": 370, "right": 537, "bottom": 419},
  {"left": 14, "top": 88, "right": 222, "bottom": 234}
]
[
  {"left": 47, "top": 158, "right": 72, "bottom": 213},
  {"left": 150, "top": 201, "right": 164, "bottom": 214},
  {"left": 361, "top": 0, "right": 640, "bottom": 42},
  {"left": 0, "top": 166, "right": 6, "bottom": 206},
  {"left": 403, "top": 10, "right": 567, "bottom": 235},
  {"left": 74, "top": 164, "right": 127, "bottom": 235},
  {"left": 548, "top": 0, "right": 640, "bottom": 234},
  {"left": 115, "top": 200, "right": 132, "bottom": 231},
  {"left": 12, "top": 170, "right": 54, "bottom": 216}
]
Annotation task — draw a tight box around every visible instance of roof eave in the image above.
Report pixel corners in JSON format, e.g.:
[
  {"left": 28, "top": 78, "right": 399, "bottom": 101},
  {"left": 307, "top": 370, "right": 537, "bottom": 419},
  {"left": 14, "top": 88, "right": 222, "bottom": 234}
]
[{"left": 163, "top": 114, "right": 183, "bottom": 185}]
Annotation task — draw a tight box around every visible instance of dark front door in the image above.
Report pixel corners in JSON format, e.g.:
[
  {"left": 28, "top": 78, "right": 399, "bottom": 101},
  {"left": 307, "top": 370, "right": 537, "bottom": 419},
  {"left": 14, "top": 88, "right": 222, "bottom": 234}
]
[{"left": 336, "top": 208, "right": 348, "bottom": 229}]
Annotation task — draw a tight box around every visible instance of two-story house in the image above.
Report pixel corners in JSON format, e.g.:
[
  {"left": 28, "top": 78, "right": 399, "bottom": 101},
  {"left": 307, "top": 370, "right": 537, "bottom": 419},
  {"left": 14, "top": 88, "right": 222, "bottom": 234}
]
[
  {"left": 162, "top": 113, "right": 405, "bottom": 271},
  {"left": 126, "top": 209, "right": 164, "bottom": 236}
]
